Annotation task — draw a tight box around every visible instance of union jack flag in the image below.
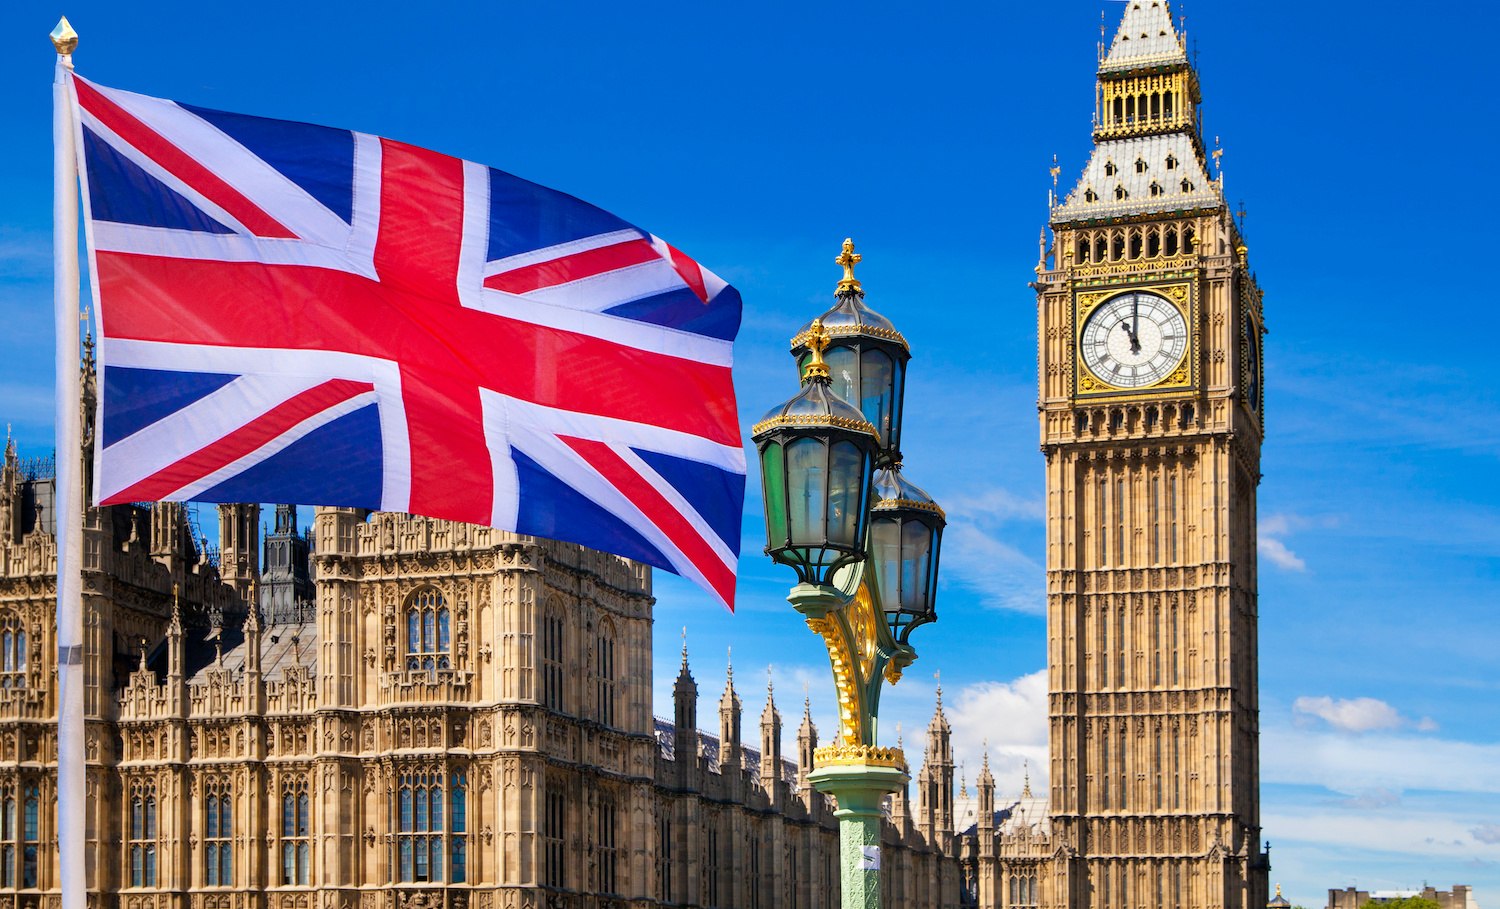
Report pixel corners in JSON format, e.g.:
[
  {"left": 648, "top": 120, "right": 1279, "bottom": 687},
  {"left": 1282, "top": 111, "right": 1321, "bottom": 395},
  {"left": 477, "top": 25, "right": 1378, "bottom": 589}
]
[{"left": 67, "top": 74, "right": 745, "bottom": 609}]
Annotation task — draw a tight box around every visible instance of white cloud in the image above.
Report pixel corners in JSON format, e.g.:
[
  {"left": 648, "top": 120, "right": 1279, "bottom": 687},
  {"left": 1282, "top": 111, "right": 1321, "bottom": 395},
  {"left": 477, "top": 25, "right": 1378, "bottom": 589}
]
[
  {"left": 1295, "top": 696, "right": 1403, "bottom": 733},
  {"left": 1292, "top": 696, "right": 1439, "bottom": 735},
  {"left": 1262, "top": 726, "right": 1500, "bottom": 793},
  {"left": 1259, "top": 537, "right": 1307, "bottom": 571},
  {"left": 943, "top": 670, "right": 1049, "bottom": 795},
  {"left": 1473, "top": 823, "right": 1500, "bottom": 845}
]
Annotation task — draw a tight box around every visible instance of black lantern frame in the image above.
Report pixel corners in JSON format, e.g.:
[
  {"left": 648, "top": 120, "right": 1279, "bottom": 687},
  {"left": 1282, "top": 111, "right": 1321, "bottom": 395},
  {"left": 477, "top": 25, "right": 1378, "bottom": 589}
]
[
  {"left": 791, "top": 295, "right": 911, "bottom": 466},
  {"left": 753, "top": 338, "right": 881, "bottom": 588},
  {"left": 867, "top": 467, "right": 945, "bottom": 645}
]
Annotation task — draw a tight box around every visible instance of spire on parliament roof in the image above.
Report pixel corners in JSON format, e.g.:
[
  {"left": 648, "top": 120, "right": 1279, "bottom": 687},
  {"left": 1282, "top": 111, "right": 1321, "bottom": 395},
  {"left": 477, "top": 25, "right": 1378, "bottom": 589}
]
[{"left": 1101, "top": 0, "right": 1187, "bottom": 73}]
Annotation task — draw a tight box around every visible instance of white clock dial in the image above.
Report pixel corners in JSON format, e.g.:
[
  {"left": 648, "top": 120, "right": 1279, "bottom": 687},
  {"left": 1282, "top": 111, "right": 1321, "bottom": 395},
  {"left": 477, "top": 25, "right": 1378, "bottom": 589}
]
[{"left": 1080, "top": 291, "right": 1188, "bottom": 389}]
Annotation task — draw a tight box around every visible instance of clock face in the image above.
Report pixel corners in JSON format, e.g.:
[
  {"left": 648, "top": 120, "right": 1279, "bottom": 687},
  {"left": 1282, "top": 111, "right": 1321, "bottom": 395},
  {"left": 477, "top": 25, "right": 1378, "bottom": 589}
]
[
  {"left": 1080, "top": 291, "right": 1189, "bottom": 389},
  {"left": 1244, "top": 317, "right": 1262, "bottom": 412}
]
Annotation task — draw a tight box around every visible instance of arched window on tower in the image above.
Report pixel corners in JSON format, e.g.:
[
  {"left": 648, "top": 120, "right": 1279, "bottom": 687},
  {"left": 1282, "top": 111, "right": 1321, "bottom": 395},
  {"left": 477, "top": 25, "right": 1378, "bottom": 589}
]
[
  {"left": 129, "top": 781, "right": 156, "bottom": 888},
  {"left": 205, "top": 777, "right": 232, "bottom": 886},
  {"left": 1164, "top": 91, "right": 1174, "bottom": 120},
  {"left": 1151, "top": 92, "right": 1161, "bottom": 120},
  {"left": 1104, "top": 160, "right": 1117, "bottom": 177},
  {"left": 1114, "top": 185, "right": 1128, "bottom": 201},
  {"left": 405, "top": 588, "right": 450, "bottom": 673},
  {"left": 0, "top": 615, "right": 27, "bottom": 688},
  {"left": 1165, "top": 227, "right": 1180, "bottom": 257},
  {"left": 1112, "top": 96, "right": 1123, "bottom": 125},
  {"left": 596, "top": 619, "right": 616, "bottom": 728},
  {"left": 281, "top": 776, "right": 310, "bottom": 886},
  {"left": 1129, "top": 231, "right": 1143, "bottom": 259},
  {"left": 395, "top": 768, "right": 465, "bottom": 883},
  {"left": 0, "top": 784, "right": 13, "bottom": 887},
  {"left": 1125, "top": 95, "right": 1136, "bottom": 124},
  {"left": 1147, "top": 229, "right": 1161, "bottom": 258},
  {"left": 1150, "top": 181, "right": 1163, "bottom": 198},
  {"left": 542, "top": 604, "right": 565, "bottom": 711}
]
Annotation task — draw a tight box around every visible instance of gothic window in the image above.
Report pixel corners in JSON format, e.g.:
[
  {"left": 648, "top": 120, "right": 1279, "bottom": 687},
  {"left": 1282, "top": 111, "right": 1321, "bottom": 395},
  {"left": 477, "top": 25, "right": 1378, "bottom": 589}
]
[
  {"left": 404, "top": 588, "right": 450, "bottom": 672},
  {"left": 1163, "top": 91, "right": 1174, "bottom": 119},
  {"left": 1150, "top": 93, "right": 1161, "bottom": 120},
  {"left": 1150, "top": 476, "right": 1161, "bottom": 562},
  {"left": 396, "top": 768, "right": 464, "bottom": 883},
  {"left": 1104, "top": 160, "right": 1117, "bottom": 177},
  {"left": 281, "top": 776, "right": 310, "bottom": 886},
  {"left": 1165, "top": 154, "right": 1178, "bottom": 171},
  {"left": 129, "top": 781, "right": 156, "bottom": 888},
  {"left": 1094, "top": 235, "right": 1107, "bottom": 263},
  {"left": 1125, "top": 95, "right": 1136, "bottom": 124},
  {"left": 1114, "top": 185, "right": 1128, "bottom": 201},
  {"left": 1135, "top": 158, "right": 1148, "bottom": 173},
  {"left": 748, "top": 836, "right": 762, "bottom": 909},
  {"left": 596, "top": 621, "right": 616, "bottom": 728},
  {"left": 1180, "top": 403, "right": 1195, "bottom": 427},
  {"left": 1149, "top": 181, "right": 1163, "bottom": 197},
  {"left": 1165, "top": 227, "right": 1179, "bottom": 257},
  {"left": 451, "top": 770, "right": 468, "bottom": 883},
  {"left": 656, "top": 814, "right": 673, "bottom": 902},
  {"left": 1115, "top": 479, "right": 1126, "bottom": 565},
  {"left": 1129, "top": 231, "right": 1143, "bottom": 259},
  {"left": 544, "top": 783, "right": 565, "bottom": 889},
  {"left": 1111, "top": 97, "right": 1123, "bottom": 124},
  {"left": 0, "top": 784, "right": 12, "bottom": 887},
  {"left": 0, "top": 615, "right": 26, "bottom": 688},
  {"left": 1101, "top": 728, "right": 1111, "bottom": 810},
  {"left": 204, "top": 777, "right": 232, "bottom": 886},
  {"left": 598, "top": 794, "right": 618, "bottom": 896},
  {"left": 542, "top": 607, "right": 565, "bottom": 712},
  {"left": 1147, "top": 230, "right": 1161, "bottom": 258},
  {"left": 1077, "top": 237, "right": 1090, "bottom": 263}
]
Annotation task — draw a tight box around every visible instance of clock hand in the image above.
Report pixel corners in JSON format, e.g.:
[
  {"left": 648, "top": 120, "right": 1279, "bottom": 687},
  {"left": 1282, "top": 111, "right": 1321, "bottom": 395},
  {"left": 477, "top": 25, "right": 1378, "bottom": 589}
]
[
  {"left": 1132, "top": 297, "right": 1142, "bottom": 353},
  {"left": 1118, "top": 319, "right": 1142, "bottom": 354}
]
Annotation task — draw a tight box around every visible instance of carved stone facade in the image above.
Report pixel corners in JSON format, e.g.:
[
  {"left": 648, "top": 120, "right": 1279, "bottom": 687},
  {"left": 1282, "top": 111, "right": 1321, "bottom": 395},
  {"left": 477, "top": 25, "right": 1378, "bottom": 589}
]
[
  {"left": 976, "top": 3, "right": 1271, "bottom": 908},
  {"left": 1, "top": 420, "right": 970, "bottom": 909}
]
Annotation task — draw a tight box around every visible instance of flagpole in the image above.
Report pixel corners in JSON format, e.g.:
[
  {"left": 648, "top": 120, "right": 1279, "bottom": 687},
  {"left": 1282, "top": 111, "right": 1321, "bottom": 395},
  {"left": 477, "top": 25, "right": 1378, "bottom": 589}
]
[{"left": 51, "top": 17, "right": 86, "bottom": 909}]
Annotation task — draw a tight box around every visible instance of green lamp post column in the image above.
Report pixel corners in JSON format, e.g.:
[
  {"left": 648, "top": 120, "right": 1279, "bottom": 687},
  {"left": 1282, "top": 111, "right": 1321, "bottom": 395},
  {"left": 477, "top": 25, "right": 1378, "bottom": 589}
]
[{"left": 752, "top": 240, "right": 946, "bottom": 909}]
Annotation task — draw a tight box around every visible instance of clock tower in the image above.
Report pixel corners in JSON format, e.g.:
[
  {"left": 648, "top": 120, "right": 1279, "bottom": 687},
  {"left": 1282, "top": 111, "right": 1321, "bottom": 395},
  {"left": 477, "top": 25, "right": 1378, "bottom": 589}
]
[{"left": 1033, "top": 3, "right": 1267, "bottom": 909}]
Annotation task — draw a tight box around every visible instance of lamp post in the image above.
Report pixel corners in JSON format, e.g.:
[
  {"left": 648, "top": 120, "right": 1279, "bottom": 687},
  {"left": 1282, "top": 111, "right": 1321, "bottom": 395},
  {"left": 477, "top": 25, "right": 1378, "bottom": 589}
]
[{"left": 752, "top": 240, "right": 945, "bottom": 909}]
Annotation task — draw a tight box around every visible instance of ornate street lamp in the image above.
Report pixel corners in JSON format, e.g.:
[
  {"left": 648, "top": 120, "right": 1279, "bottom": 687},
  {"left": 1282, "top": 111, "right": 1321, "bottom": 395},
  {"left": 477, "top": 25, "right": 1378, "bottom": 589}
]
[{"left": 751, "top": 240, "right": 944, "bottom": 909}]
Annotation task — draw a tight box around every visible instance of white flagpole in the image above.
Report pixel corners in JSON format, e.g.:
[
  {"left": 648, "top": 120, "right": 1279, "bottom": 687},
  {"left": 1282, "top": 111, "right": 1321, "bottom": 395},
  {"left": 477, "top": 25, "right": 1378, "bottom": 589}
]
[{"left": 51, "top": 17, "right": 86, "bottom": 909}]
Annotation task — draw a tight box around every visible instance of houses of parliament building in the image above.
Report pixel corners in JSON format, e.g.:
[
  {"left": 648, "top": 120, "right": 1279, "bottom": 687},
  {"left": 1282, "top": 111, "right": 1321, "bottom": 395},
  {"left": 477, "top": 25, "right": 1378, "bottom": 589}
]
[{"left": 7, "top": 3, "right": 1267, "bottom": 909}]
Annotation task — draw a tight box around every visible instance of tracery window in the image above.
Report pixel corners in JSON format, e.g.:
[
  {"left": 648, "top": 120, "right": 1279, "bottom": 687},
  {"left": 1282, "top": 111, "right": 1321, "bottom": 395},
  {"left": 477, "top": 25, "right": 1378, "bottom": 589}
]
[
  {"left": 542, "top": 607, "right": 564, "bottom": 711},
  {"left": 544, "top": 783, "right": 566, "bottom": 889},
  {"left": 1009, "top": 872, "right": 1039, "bottom": 907},
  {"left": 20, "top": 784, "right": 35, "bottom": 889},
  {"left": 656, "top": 814, "right": 673, "bottom": 902},
  {"left": 205, "top": 777, "right": 232, "bottom": 886},
  {"left": 396, "top": 768, "right": 465, "bottom": 882},
  {"left": 281, "top": 776, "right": 310, "bottom": 886},
  {"left": 595, "top": 622, "right": 616, "bottom": 728},
  {"left": 598, "top": 794, "right": 618, "bottom": 896},
  {"left": 129, "top": 781, "right": 156, "bottom": 888},
  {"left": 405, "top": 588, "right": 451, "bottom": 672},
  {"left": 0, "top": 615, "right": 26, "bottom": 688},
  {"left": 0, "top": 784, "right": 12, "bottom": 887}
]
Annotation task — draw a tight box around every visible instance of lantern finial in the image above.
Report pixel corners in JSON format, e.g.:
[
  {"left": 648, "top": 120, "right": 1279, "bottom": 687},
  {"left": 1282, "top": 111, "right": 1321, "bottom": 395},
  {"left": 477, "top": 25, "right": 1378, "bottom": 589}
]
[
  {"left": 835, "top": 238, "right": 862, "bottom": 295},
  {"left": 801, "top": 318, "right": 832, "bottom": 381}
]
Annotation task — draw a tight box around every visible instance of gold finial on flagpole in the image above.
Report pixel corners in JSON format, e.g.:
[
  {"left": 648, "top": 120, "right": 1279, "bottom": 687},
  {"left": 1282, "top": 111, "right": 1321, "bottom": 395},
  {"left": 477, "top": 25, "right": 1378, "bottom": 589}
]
[{"left": 50, "top": 17, "right": 78, "bottom": 56}]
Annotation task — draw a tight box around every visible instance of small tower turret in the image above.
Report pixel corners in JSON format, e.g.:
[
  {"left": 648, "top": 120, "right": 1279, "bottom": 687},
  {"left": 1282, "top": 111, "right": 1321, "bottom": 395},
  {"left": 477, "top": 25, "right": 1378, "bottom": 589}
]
[
  {"left": 759, "top": 670, "right": 782, "bottom": 798},
  {"left": 796, "top": 687, "right": 817, "bottom": 795},
  {"left": 673, "top": 630, "right": 699, "bottom": 790},
  {"left": 718, "top": 648, "right": 742, "bottom": 776}
]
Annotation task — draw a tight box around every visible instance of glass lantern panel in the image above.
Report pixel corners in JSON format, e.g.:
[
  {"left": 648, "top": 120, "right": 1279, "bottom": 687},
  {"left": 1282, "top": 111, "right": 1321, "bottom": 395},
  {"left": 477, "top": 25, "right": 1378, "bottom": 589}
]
[
  {"left": 760, "top": 444, "right": 788, "bottom": 547},
  {"left": 825, "top": 347, "right": 858, "bottom": 404},
  {"left": 900, "top": 518, "right": 933, "bottom": 614},
  {"left": 826, "top": 441, "right": 865, "bottom": 547},
  {"left": 871, "top": 516, "right": 903, "bottom": 613},
  {"left": 786, "top": 438, "right": 827, "bottom": 545},
  {"left": 860, "top": 349, "right": 895, "bottom": 446},
  {"left": 796, "top": 352, "right": 812, "bottom": 383}
]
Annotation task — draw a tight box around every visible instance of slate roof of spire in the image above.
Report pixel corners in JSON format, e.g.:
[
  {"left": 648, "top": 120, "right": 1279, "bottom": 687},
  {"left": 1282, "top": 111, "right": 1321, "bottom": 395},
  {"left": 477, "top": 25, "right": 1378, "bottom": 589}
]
[
  {"left": 1052, "top": 134, "right": 1222, "bottom": 223},
  {"left": 1101, "top": 0, "right": 1187, "bottom": 73}
]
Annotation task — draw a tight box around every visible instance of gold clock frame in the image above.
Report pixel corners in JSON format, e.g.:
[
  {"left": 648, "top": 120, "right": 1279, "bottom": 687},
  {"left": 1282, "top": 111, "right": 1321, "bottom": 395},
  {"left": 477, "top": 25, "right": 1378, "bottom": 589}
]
[{"left": 1073, "top": 282, "right": 1198, "bottom": 400}]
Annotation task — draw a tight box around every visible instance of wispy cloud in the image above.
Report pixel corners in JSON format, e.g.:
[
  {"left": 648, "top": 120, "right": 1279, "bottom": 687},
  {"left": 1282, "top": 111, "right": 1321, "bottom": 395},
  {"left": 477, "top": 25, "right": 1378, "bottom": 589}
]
[
  {"left": 938, "top": 484, "right": 1045, "bottom": 614},
  {"left": 1293, "top": 695, "right": 1438, "bottom": 734},
  {"left": 1258, "top": 511, "right": 1340, "bottom": 572},
  {"left": 944, "top": 670, "right": 1049, "bottom": 795},
  {"left": 1322, "top": 787, "right": 1402, "bottom": 810},
  {"left": 1473, "top": 823, "right": 1500, "bottom": 845}
]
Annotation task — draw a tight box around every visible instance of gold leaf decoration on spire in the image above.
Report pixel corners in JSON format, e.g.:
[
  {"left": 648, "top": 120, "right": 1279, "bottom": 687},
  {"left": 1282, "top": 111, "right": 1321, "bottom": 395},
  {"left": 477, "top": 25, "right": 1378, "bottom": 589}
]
[
  {"left": 801, "top": 318, "right": 831, "bottom": 381},
  {"left": 835, "top": 238, "right": 862, "bottom": 295},
  {"left": 50, "top": 17, "right": 78, "bottom": 55}
]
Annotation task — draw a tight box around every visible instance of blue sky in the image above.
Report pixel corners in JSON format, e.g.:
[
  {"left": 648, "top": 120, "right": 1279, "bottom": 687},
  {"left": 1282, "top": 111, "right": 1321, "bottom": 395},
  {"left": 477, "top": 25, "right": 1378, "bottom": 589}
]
[{"left": 3, "top": 1, "right": 1499, "bottom": 904}]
